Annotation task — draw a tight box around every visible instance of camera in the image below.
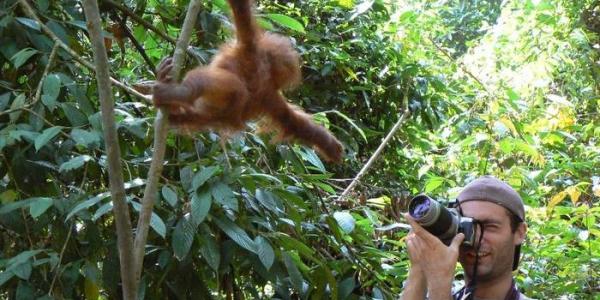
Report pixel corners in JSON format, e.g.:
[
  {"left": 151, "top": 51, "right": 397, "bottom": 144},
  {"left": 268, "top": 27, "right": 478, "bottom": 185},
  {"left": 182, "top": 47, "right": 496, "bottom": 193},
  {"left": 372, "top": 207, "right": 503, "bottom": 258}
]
[{"left": 408, "top": 194, "right": 476, "bottom": 247}]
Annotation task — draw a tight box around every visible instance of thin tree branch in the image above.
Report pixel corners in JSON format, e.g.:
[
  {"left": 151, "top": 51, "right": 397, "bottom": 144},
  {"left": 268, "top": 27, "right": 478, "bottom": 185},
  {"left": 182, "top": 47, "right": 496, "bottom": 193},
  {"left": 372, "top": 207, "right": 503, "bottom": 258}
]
[
  {"left": 114, "top": 14, "right": 156, "bottom": 74},
  {"left": 337, "top": 92, "right": 411, "bottom": 203},
  {"left": 18, "top": 0, "right": 151, "bottom": 102},
  {"left": 101, "top": 0, "right": 177, "bottom": 45},
  {"left": 48, "top": 222, "right": 73, "bottom": 296},
  {"left": 81, "top": 0, "right": 137, "bottom": 299},
  {"left": 133, "top": 0, "right": 203, "bottom": 287}
]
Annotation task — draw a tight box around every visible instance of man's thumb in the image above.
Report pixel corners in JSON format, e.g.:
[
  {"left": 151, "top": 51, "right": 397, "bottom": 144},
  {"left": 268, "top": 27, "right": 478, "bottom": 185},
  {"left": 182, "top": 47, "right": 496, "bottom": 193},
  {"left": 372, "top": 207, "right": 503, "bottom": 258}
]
[{"left": 450, "top": 233, "right": 465, "bottom": 249}]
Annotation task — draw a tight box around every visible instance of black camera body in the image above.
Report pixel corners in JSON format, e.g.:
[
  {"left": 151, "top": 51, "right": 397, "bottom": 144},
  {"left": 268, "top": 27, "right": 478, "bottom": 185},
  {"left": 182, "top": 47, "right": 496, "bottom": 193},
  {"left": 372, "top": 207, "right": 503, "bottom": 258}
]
[{"left": 408, "top": 194, "right": 476, "bottom": 247}]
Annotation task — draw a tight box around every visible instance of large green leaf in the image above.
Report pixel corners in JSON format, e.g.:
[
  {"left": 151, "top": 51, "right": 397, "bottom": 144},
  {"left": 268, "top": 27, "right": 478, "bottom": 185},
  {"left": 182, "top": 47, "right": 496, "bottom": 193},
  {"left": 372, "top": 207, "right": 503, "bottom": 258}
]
[
  {"left": 214, "top": 216, "right": 257, "bottom": 254},
  {"left": 59, "top": 155, "right": 92, "bottom": 173},
  {"left": 190, "top": 166, "right": 219, "bottom": 192},
  {"left": 10, "top": 48, "right": 38, "bottom": 69},
  {"left": 172, "top": 216, "right": 196, "bottom": 260},
  {"left": 70, "top": 128, "right": 101, "bottom": 148},
  {"left": 41, "top": 74, "right": 61, "bottom": 111},
  {"left": 254, "top": 236, "right": 275, "bottom": 270},
  {"left": 211, "top": 182, "right": 237, "bottom": 211},
  {"left": 29, "top": 197, "right": 53, "bottom": 218},
  {"left": 282, "top": 251, "right": 304, "bottom": 293},
  {"left": 264, "top": 14, "right": 305, "bottom": 33},
  {"left": 191, "top": 191, "right": 211, "bottom": 226},
  {"left": 34, "top": 126, "right": 62, "bottom": 151},
  {"left": 199, "top": 227, "right": 220, "bottom": 272},
  {"left": 161, "top": 185, "right": 178, "bottom": 207},
  {"left": 333, "top": 211, "right": 355, "bottom": 234}
]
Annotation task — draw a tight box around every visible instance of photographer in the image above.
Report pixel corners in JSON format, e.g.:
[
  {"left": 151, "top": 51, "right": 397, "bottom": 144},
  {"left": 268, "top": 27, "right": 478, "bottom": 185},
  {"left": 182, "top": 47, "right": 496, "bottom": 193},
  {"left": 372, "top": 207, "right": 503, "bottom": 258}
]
[{"left": 400, "top": 176, "right": 531, "bottom": 300}]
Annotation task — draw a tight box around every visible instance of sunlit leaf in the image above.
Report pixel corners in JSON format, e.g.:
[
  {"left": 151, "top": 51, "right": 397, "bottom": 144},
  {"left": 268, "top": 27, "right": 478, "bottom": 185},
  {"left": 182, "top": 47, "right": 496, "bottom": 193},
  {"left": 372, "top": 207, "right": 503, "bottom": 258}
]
[
  {"left": 59, "top": 155, "right": 93, "bottom": 173},
  {"left": 265, "top": 14, "right": 305, "bottom": 33},
  {"left": 548, "top": 191, "right": 566, "bottom": 210},
  {"left": 29, "top": 197, "right": 53, "bottom": 218},
  {"left": 334, "top": 211, "right": 355, "bottom": 234},
  {"left": 15, "top": 17, "right": 40, "bottom": 30}
]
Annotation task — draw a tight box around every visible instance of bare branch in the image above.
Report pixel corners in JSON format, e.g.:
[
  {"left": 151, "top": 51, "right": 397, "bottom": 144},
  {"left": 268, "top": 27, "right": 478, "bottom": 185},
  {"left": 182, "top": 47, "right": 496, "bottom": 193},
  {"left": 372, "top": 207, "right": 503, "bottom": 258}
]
[
  {"left": 81, "top": 0, "right": 136, "bottom": 299},
  {"left": 337, "top": 91, "right": 411, "bottom": 203},
  {"left": 133, "top": 0, "right": 203, "bottom": 287}
]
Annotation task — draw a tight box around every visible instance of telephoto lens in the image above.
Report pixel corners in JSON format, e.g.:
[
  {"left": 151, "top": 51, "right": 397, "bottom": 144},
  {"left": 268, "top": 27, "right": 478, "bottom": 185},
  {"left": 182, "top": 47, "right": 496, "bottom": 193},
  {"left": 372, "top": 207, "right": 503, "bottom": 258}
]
[{"left": 408, "top": 195, "right": 476, "bottom": 246}]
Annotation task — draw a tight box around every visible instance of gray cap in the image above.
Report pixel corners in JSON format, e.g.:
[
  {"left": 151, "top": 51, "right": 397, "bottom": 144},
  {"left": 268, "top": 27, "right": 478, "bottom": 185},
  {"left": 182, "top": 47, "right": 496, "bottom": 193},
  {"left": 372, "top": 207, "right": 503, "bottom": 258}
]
[
  {"left": 457, "top": 175, "right": 525, "bottom": 271},
  {"left": 457, "top": 175, "right": 525, "bottom": 221}
]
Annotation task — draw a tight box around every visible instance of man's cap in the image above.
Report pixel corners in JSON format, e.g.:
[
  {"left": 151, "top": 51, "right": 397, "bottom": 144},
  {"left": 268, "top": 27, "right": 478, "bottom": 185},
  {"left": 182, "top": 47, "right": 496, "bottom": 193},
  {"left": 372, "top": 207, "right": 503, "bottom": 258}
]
[
  {"left": 457, "top": 175, "right": 525, "bottom": 271},
  {"left": 457, "top": 175, "right": 525, "bottom": 221}
]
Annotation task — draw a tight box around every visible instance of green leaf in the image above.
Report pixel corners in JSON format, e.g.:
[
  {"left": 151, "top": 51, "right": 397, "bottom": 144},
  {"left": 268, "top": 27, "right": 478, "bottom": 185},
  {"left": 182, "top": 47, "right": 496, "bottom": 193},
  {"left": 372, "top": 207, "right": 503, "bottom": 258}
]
[
  {"left": 9, "top": 94, "right": 26, "bottom": 123},
  {"left": 276, "top": 234, "right": 315, "bottom": 259},
  {"left": 191, "top": 191, "right": 211, "bottom": 226},
  {"left": 333, "top": 211, "right": 355, "bottom": 234},
  {"left": 61, "top": 103, "right": 88, "bottom": 126},
  {"left": 92, "top": 201, "right": 113, "bottom": 221},
  {"left": 172, "top": 216, "right": 196, "bottom": 260},
  {"left": 338, "top": 277, "right": 355, "bottom": 300},
  {"left": 254, "top": 236, "right": 275, "bottom": 270},
  {"left": 10, "top": 48, "right": 38, "bottom": 69},
  {"left": 11, "top": 261, "right": 32, "bottom": 280},
  {"left": 34, "top": 126, "right": 62, "bottom": 151},
  {"left": 214, "top": 216, "right": 257, "bottom": 254},
  {"left": 16, "top": 281, "right": 35, "bottom": 299},
  {"left": 41, "top": 74, "right": 61, "bottom": 111},
  {"left": 282, "top": 251, "right": 304, "bottom": 293},
  {"left": 161, "top": 185, "right": 178, "bottom": 207},
  {"left": 297, "top": 148, "right": 325, "bottom": 173},
  {"left": 0, "top": 92, "right": 10, "bottom": 111},
  {"left": 15, "top": 17, "right": 40, "bottom": 30},
  {"left": 0, "top": 270, "right": 14, "bottom": 287},
  {"left": 84, "top": 278, "right": 100, "bottom": 300},
  {"left": 150, "top": 211, "right": 167, "bottom": 238},
  {"left": 131, "top": 202, "right": 167, "bottom": 238},
  {"left": 324, "top": 110, "right": 366, "bottom": 142},
  {"left": 59, "top": 155, "right": 93, "bottom": 173},
  {"left": 190, "top": 166, "right": 219, "bottom": 192},
  {"left": 424, "top": 176, "right": 445, "bottom": 193},
  {"left": 0, "top": 198, "right": 36, "bottom": 215},
  {"left": 70, "top": 128, "right": 102, "bottom": 148},
  {"left": 199, "top": 228, "right": 220, "bottom": 271},
  {"left": 0, "top": 189, "right": 18, "bottom": 203},
  {"left": 65, "top": 191, "right": 109, "bottom": 220},
  {"left": 255, "top": 189, "right": 282, "bottom": 213},
  {"left": 265, "top": 14, "right": 305, "bottom": 33},
  {"left": 211, "top": 182, "right": 237, "bottom": 211},
  {"left": 29, "top": 197, "right": 53, "bottom": 218}
]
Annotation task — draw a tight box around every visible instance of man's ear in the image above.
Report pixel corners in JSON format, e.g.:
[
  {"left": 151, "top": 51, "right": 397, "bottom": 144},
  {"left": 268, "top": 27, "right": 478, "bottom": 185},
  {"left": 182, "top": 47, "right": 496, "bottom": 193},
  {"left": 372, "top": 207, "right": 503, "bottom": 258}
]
[{"left": 513, "top": 222, "right": 527, "bottom": 245}]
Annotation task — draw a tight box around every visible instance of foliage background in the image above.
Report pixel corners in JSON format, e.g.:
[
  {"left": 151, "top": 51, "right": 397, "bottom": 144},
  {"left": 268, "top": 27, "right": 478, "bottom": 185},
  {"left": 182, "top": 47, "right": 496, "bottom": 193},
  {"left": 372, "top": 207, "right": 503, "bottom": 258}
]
[{"left": 0, "top": 0, "right": 598, "bottom": 299}]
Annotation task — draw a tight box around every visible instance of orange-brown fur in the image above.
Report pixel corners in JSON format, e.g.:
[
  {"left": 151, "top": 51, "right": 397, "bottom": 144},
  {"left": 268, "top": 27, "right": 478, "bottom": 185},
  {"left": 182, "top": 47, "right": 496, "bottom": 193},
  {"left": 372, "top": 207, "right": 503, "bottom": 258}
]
[{"left": 152, "top": 0, "right": 343, "bottom": 162}]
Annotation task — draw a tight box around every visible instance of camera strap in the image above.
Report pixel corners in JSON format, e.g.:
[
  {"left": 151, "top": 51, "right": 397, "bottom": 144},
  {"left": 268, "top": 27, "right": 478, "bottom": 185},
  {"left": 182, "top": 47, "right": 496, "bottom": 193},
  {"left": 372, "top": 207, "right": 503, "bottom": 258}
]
[
  {"left": 461, "top": 220, "right": 485, "bottom": 300},
  {"left": 452, "top": 200, "right": 484, "bottom": 300}
]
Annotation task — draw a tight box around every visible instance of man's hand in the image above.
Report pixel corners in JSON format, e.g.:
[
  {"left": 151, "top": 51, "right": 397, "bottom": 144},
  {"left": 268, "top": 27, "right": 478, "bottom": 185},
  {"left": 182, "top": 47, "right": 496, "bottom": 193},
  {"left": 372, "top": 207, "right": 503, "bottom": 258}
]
[{"left": 403, "top": 213, "right": 464, "bottom": 300}]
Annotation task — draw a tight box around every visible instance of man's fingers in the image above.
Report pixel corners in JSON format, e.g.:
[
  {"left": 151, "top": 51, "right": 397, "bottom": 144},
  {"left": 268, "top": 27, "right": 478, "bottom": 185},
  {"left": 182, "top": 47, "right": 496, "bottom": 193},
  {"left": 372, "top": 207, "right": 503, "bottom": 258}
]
[
  {"left": 404, "top": 213, "right": 441, "bottom": 245},
  {"left": 450, "top": 233, "right": 465, "bottom": 249}
]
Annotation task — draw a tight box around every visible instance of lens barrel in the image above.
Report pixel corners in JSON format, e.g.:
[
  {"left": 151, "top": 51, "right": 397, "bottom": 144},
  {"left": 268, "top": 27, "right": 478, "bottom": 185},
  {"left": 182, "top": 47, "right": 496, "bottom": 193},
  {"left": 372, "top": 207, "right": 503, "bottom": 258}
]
[{"left": 408, "top": 195, "right": 460, "bottom": 244}]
